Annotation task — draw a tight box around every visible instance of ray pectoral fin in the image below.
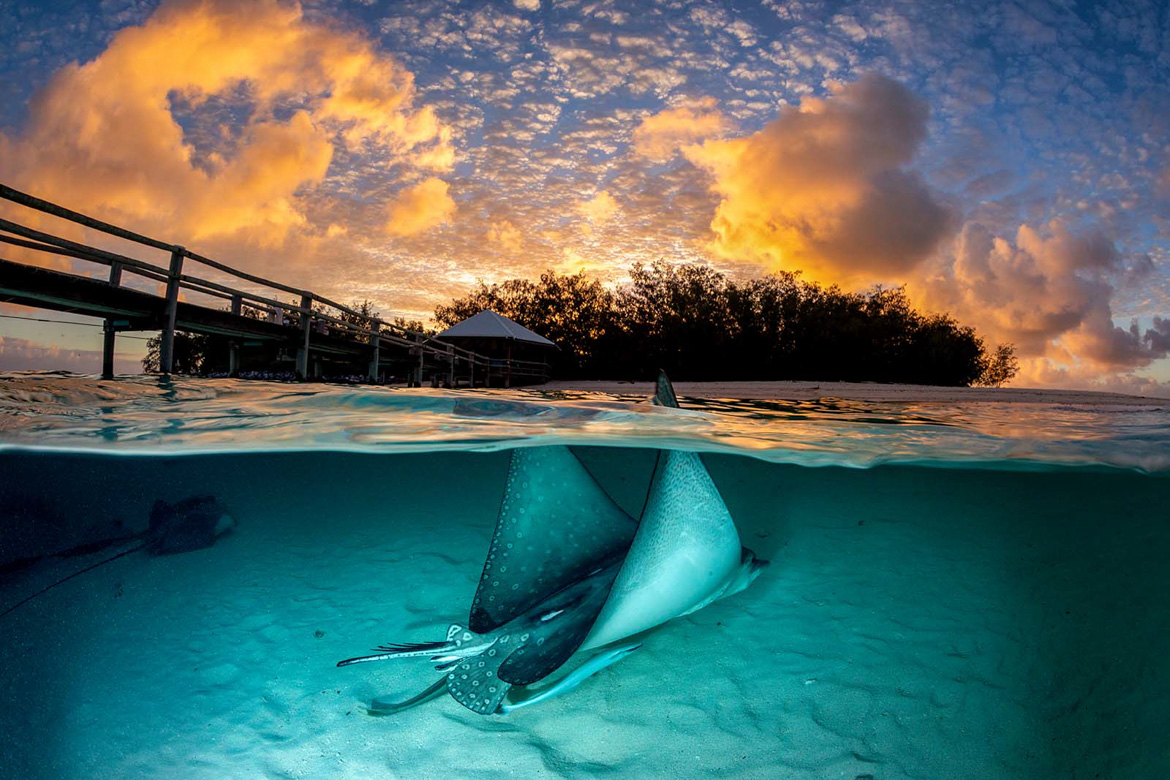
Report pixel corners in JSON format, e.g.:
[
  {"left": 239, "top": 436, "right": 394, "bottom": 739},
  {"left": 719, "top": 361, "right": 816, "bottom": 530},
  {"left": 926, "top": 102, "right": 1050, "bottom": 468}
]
[
  {"left": 585, "top": 446, "right": 743, "bottom": 650},
  {"left": 498, "top": 643, "right": 643, "bottom": 715},
  {"left": 498, "top": 565, "right": 621, "bottom": 686},
  {"left": 652, "top": 370, "right": 680, "bottom": 408},
  {"left": 468, "top": 445, "right": 636, "bottom": 634},
  {"left": 497, "top": 611, "right": 597, "bottom": 686}
]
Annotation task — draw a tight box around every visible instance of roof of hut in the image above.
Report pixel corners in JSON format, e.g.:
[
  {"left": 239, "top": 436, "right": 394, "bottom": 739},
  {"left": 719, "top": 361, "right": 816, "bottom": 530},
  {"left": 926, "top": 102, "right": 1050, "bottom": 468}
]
[{"left": 436, "top": 310, "right": 557, "bottom": 348}]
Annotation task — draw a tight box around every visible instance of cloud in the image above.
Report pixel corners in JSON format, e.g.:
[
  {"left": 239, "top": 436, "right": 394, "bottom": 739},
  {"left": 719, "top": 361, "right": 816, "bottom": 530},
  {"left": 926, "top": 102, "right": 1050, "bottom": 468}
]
[
  {"left": 487, "top": 220, "right": 523, "bottom": 252},
  {"left": 632, "top": 97, "right": 732, "bottom": 163},
  {"left": 0, "top": 336, "right": 141, "bottom": 374},
  {"left": 0, "top": 0, "right": 451, "bottom": 246},
  {"left": 579, "top": 190, "right": 619, "bottom": 225},
  {"left": 673, "top": 73, "right": 1166, "bottom": 380},
  {"left": 1158, "top": 166, "right": 1170, "bottom": 199},
  {"left": 2, "top": 1, "right": 1166, "bottom": 390},
  {"left": 1013, "top": 356, "right": 1170, "bottom": 397},
  {"left": 1146, "top": 318, "right": 1170, "bottom": 353},
  {"left": 915, "top": 220, "right": 1169, "bottom": 370},
  {"left": 684, "top": 73, "right": 955, "bottom": 284},
  {"left": 386, "top": 178, "right": 456, "bottom": 236}
]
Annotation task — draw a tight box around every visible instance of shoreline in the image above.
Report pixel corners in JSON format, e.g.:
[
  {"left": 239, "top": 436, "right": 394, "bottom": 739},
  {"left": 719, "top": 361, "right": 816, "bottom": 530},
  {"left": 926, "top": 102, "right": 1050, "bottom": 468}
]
[
  {"left": 1, "top": 371, "right": 1165, "bottom": 407},
  {"left": 541, "top": 379, "right": 1168, "bottom": 406}
]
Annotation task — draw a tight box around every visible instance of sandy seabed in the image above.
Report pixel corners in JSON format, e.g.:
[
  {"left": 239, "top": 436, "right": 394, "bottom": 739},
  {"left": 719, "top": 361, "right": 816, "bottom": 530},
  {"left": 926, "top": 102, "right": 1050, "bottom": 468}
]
[{"left": 1, "top": 449, "right": 1167, "bottom": 779}]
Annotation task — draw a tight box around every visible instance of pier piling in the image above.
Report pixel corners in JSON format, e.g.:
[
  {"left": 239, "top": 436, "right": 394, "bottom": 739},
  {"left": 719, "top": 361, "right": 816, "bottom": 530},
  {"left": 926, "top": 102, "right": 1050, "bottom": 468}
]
[{"left": 159, "top": 248, "right": 184, "bottom": 375}]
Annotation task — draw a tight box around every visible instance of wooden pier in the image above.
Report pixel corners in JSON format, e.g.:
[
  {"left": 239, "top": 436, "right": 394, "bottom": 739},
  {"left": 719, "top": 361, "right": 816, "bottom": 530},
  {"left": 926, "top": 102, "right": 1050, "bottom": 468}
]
[{"left": 0, "top": 184, "right": 548, "bottom": 385}]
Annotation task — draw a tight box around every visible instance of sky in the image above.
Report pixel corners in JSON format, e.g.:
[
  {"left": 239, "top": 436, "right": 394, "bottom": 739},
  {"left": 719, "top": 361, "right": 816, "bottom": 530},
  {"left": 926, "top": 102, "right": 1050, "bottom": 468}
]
[{"left": 0, "top": 0, "right": 1167, "bottom": 391}]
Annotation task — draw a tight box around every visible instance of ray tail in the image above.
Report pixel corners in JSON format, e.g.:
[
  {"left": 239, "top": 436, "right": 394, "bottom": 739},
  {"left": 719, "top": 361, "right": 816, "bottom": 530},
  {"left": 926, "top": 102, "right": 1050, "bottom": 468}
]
[{"left": 367, "top": 677, "right": 449, "bottom": 716}]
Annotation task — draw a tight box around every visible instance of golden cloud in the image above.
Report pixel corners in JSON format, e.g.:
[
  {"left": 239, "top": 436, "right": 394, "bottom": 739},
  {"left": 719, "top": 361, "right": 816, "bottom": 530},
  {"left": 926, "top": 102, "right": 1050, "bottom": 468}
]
[
  {"left": 0, "top": 0, "right": 452, "bottom": 247},
  {"left": 632, "top": 97, "right": 731, "bottom": 163},
  {"left": 579, "top": 191, "right": 619, "bottom": 224},
  {"left": 487, "top": 220, "right": 523, "bottom": 252},
  {"left": 685, "top": 74, "right": 954, "bottom": 285},
  {"left": 386, "top": 178, "right": 457, "bottom": 237}
]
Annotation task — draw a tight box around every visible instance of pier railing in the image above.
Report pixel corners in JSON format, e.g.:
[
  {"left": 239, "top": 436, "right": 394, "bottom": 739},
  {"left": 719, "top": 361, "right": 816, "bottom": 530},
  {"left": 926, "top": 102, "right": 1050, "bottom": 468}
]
[{"left": 0, "top": 183, "right": 546, "bottom": 385}]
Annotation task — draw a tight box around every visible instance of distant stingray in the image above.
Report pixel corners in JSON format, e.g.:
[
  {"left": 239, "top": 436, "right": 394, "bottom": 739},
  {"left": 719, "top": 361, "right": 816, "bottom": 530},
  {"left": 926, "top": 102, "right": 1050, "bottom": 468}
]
[
  {"left": 0, "top": 495, "right": 236, "bottom": 619},
  {"left": 338, "top": 372, "right": 768, "bottom": 714}
]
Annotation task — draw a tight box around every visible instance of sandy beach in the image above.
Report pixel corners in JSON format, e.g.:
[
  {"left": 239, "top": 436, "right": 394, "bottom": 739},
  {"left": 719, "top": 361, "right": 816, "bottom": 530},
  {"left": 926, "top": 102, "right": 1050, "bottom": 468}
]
[{"left": 542, "top": 379, "right": 1168, "bottom": 406}]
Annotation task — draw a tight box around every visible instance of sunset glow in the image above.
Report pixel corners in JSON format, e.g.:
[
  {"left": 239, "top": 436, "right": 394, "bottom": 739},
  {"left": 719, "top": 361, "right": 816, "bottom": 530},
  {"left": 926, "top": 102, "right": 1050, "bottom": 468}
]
[{"left": 0, "top": 0, "right": 1167, "bottom": 391}]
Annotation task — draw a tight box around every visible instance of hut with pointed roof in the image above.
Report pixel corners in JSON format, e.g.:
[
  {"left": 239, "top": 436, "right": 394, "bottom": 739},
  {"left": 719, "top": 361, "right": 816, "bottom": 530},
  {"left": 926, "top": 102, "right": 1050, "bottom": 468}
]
[{"left": 436, "top": 310, "right": 556, "bottom": 386}]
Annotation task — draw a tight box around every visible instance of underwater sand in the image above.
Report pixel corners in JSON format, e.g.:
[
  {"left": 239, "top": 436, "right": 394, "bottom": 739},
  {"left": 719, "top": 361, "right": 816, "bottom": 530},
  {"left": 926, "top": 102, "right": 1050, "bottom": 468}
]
[{"left": 2, "top": 447, "right": 1168, "bottom": 779}]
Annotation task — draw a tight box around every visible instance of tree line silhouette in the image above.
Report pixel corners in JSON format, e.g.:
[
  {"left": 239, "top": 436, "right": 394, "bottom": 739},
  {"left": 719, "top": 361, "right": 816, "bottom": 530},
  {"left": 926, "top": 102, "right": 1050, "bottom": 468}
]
[
  {"left": 435, "top": 261, "right": 1018, "bottom": 387},
  {"left": 143, "top": 261, "right": 1018, "bottom": 386}
]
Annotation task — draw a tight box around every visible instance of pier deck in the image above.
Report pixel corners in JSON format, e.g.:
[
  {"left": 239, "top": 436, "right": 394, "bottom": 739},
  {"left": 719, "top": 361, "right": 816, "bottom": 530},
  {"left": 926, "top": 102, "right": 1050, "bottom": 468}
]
[{"left": 0, "top": 184, "right": 547, "bottom": 385}]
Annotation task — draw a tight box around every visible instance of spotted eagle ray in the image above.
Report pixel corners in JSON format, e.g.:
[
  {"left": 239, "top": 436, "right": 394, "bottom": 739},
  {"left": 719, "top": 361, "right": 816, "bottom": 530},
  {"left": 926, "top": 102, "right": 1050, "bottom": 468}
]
[
  {"left": 0, "top": 496, "right": 236, "bottom": 620},
  {"left": 337, "top": 373, "right": 767, "bottom": 714}
]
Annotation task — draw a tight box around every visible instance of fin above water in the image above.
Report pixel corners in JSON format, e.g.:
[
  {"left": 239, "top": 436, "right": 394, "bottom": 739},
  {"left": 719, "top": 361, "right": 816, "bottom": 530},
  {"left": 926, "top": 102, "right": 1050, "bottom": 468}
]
[
  {"left": 468, "top": 446, "right": 637, "bottom": 634},
  {"left": 652, "top": 371, "right": 679, "bottom": 409}
]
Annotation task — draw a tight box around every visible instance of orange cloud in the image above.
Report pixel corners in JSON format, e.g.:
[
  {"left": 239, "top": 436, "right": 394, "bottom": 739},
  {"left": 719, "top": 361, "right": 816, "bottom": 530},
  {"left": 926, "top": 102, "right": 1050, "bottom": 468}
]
[
  {"left": 632, "top": 97, "right": 731, "bottom": 163},
  {"left": 487, "top": 220, "right": 523, "bottom": 252},
  {"left": 386, "top": 178, "right": 457, "bottom": 236},
  {"left": 671, "top": 75, "right": 1166, "bottom": 381},
  {"left": 0, "top": 0, "right": 451, "bottom": 247},
  {"left": 915, "top": 221, "right": 1168, "bottom": 371},
  {"left": 579, "top": 191, "right": 619, "bottom": 225},
  {"left": 685, "top": 74, "right": 954, "bottom": 285}
]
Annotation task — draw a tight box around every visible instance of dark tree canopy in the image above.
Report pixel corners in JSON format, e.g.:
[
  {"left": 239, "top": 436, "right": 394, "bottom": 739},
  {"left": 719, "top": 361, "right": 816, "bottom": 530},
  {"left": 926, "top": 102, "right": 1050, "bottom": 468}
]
[
  {"left": 142, "top": 332, "right": 212, "bottom": 374},
  {"left": 436, "top": 261, "right": 1018, "bottom": 387}
]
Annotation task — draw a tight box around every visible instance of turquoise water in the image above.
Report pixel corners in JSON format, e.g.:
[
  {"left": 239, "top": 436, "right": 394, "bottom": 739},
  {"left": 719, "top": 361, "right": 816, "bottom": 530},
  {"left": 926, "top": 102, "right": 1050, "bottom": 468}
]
[{"left": 0, "top": 374, "right": 1168, "bottom": 778}]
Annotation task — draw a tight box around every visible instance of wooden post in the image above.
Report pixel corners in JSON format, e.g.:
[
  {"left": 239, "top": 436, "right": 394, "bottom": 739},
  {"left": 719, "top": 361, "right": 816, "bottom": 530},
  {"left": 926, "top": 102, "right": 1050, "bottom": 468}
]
[
  {"left": 101, "top": 321, "right": 116, "bottom": 380},
  {"left": 296, "top": 293, "right": 312, "bottom": 379},
  {"left": 229, "top": 295, "right": 242, "bottom": 377},
  {"left": 102, "top": 262, "right": 123, "bottom": 379},
  {"left": 469, "top": 355, "right": 475, "bottom": 388},
  {"left": 414, "top": 334, "right": 425, "bottom": 387},
  {"left": 505, "top": 341, "right": 513, "bottom": 388},
  {"left": 368, "top": 326, "right": 380, "bottom": 383},
  {"left": 159, "top": 248, "right": 184, "bottom": 375},
  {"left": 447, "top": 346, "right": 455, "bottom": 388}
]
